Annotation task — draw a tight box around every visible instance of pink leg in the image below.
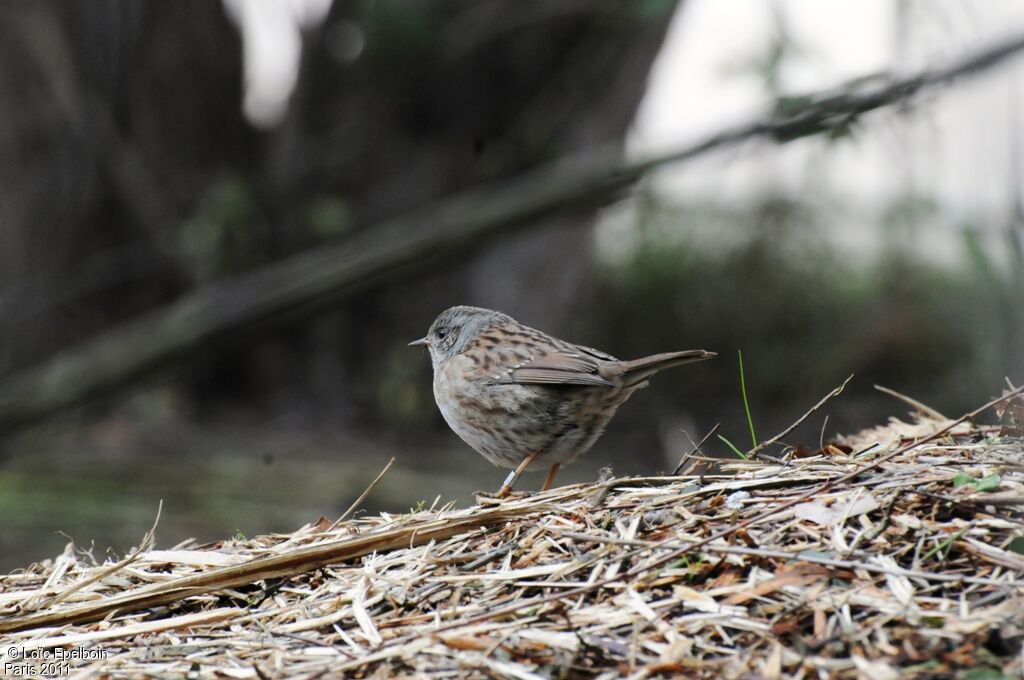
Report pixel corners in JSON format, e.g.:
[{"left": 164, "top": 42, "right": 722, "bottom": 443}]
[{"left": 497, "top": 451, "right": 538, "bottom": 497}]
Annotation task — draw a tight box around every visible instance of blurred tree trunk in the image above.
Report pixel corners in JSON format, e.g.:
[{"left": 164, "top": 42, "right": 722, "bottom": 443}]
[
  {"left": 0, "top": 0, "right": 681, "bottom": 425},
  {"left": 261, "top": 0, "right": 681, "bottom": 421},
  {"left": 0, "top": 1, "right": 251, "bottom": 372}
]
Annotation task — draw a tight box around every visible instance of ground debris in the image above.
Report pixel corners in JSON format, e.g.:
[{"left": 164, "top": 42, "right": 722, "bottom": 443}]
[{"left": 2, "top": 417, "right": 1023, "bottom": 679}]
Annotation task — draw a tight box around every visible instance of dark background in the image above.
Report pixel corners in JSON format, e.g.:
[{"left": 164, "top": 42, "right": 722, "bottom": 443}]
[{"left": 1, "top": 1, "right": 1022, "bottom": 570}]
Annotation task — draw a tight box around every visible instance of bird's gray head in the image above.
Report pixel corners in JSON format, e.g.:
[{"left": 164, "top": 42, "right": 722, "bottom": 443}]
[{"left": 409, "top": 305, "right": 508, "bottom": 369}]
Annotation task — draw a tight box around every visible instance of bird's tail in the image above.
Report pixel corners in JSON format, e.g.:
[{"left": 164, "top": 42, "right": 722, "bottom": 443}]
[{"left": 612, "top": 350, "right": 716, "bottom": 387}]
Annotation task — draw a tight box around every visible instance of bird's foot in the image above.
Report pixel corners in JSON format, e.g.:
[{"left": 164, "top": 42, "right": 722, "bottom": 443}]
[{"left": 496, "top": 469, "right": 519, "bottom": 496}]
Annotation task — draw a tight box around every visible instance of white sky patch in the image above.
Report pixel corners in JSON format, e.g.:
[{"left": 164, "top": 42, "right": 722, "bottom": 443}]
[
  {"left": 620, "top": 0, "right": 1024, "bottom": 263},
  {"left": 222, "top": 0, "right": 333, "bottom": 128}
]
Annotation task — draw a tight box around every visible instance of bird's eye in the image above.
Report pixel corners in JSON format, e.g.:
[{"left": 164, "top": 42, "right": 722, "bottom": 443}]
[{"left": 436, "top": 327, "right": 448, "bottom": 339}]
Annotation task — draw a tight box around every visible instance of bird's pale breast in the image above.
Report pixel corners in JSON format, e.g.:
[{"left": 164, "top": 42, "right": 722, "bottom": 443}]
[{"left": 433, "top": 352, "right": 624, "bottom": 470}]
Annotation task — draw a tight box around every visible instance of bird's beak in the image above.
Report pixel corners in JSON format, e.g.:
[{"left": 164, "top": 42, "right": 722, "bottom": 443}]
[{"left": 408, "top": 337, "right": 430, "bottom": 348}]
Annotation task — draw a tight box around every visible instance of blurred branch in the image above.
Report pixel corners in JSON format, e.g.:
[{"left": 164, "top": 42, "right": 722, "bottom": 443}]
[
  {"left": 442, "top": 2, "right": 602, "bottom": 62},
  {"left": 10, "top": 6, "right": 194, "bottom": 285},
  {"left": 3, "top": 32, "right": 1024, "bottom": 436},
  {"left": 0, "top": 244, "right": 163, "bottom": 325}
]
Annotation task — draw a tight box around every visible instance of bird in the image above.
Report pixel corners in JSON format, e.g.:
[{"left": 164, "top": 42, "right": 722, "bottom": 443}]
[{"left": 410, "top": 305, "right": 715, "bottom": 496}]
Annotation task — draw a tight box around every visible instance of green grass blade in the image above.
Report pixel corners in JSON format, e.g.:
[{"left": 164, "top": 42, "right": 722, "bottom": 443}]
[
  {"left": 738, "top": 350, "right": 758, "bottom": 448},
  {"left": 718, "top": 434, "right": 748, "bottom": 460},
  {"left": 922, "top": 524, "right": 970, "bottom": 562}
]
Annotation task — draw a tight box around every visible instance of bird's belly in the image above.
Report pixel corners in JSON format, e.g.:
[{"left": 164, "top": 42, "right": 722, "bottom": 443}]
[{"left": 434, "top": 361, "right": 616, "bottom": 470}]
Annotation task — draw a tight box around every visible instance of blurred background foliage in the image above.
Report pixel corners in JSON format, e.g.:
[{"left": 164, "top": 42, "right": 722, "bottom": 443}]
[{"left": 0, "top": 0, "right": 1022, "bottom": 570}]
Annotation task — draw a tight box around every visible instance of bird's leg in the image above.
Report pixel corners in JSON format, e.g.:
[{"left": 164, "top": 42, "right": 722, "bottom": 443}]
[
  {"left": 498, "top": 451, "right": 538, "bottom": 497},
  {"left": 541, "top": 464, "right": 561, "bottom": 492}
]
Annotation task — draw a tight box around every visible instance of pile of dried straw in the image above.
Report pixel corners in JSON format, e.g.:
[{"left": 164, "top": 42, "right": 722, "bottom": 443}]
[{"left": 2, "top": 389, "right": 1023, "bottom": 678}]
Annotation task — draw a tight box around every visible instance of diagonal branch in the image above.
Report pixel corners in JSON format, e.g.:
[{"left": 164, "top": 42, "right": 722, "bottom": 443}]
[{"left": 3, "top": 33, "right": 1024, "bottom": 436}]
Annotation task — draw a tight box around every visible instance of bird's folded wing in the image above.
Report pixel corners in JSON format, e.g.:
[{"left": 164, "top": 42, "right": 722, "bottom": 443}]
[
  {"left": 571, "top": 343, "right": 619, "bottom": 362},
  {"left": 488, "top": 350, "right": 615, "bottom": 387}
]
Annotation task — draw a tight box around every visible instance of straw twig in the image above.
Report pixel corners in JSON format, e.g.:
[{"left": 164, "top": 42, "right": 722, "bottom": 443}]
[
  {"left": 874, "top": 384, "right": 948, "bottom": 420},
  {"left": 330, "top": 457, "right": 397, "bottom": 530},
  {"left": 673, "top": 423, "right": 721, "bottom": 475},
  {"left": 747, "top": 374, "right": 854, "bottom": 460}
]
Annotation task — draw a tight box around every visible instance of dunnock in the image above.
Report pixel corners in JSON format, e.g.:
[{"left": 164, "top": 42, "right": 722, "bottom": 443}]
[{"left": 410, "top": 306, "right": 714, "bottom": 495}]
